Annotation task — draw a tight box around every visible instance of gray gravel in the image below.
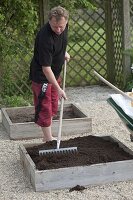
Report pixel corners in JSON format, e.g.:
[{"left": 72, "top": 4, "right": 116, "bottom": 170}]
[{"left": 0, "top": 86, "right": 133, "bottom": 200}]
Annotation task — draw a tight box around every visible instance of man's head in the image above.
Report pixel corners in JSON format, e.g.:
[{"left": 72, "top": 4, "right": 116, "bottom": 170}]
[{"left": 48, "top": 6, "right": 69, "bottom": 35}]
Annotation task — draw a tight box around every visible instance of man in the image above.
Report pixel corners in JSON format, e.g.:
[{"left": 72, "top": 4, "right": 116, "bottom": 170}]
[{"left": 29, "top": 6, "right": 70, "bottom": 142}]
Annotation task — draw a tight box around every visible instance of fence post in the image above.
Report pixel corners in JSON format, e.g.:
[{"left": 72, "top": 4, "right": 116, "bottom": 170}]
[
  {"left": 39, "top": 0, "right": 49, "bottom": 27},
  {"left": 104, "top": 0, "right": 115, "bottom": 84},
  {"left": 122, "top": 0, "right": 131, "bottom": 88}
]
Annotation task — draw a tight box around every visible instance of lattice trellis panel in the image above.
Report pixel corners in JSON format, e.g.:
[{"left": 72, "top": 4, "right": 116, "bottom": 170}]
[
  {"left": 110, "top": 0, "right": 124, "bottom": 87},
  {"left": 66, "top": 1, "right": 107, "bottom": 86},
  {"left": 130, "top": 0, "right": 133, "bottom": 47},
  {"left": 2, "top": 38, "right": 32, "bottom": 96}
]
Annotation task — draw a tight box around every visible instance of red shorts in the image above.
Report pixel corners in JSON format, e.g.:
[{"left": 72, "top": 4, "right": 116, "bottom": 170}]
[{"left": 32, "top": 78, "right": 61, "bottom": 127}]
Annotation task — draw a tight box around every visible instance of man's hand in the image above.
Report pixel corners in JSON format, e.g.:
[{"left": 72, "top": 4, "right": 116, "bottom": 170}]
[
  {"left": 58, "top": 88, "right": 67, "bottom": 100},
  {"left": 65, "top": 52, "right": 70, "bottom": 62}
]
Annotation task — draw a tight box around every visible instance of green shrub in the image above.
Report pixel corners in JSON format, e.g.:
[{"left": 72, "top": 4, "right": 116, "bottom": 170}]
[
  {"left": 125, "top": 78, "right": 133, "bottom": 92},
  {"left": 125, "top": 75, "right": 133, "bottom": 92},
  {"left": 0, "top": 95, "right": 33, "bottom": 107}
]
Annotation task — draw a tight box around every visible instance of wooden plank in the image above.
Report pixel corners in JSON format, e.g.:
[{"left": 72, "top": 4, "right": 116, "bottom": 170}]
[
  {"left": 19, "top": 145, "right": 36, "bottom": 190},
  {"left": 35, "top": 160, "right": 133, "bottom": 192},
  {"left": 1, "top": 108, "right": 11, "bottom": 134},
  {"left": 52, "top": 118, "right": 92, "bottom": 136},
  {"left": 72, "top": 104, "right": 88, "bottom": 117},
  {"left": 10, "top": 123, "right": 42, "bottom": 140}
]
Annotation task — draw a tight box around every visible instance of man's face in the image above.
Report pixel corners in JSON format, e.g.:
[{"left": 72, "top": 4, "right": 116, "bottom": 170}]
[{"left": 49, "top": 17, "right": 67, "bottom": 35}]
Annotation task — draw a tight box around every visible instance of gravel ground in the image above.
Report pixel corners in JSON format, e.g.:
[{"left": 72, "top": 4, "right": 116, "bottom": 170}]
[{"left": 0, "top": 86, "right": 133, "bottom": 200}]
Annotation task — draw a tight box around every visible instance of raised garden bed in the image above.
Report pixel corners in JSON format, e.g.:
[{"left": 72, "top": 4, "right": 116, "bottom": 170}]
[
  {"left": 19, "top": 135, "right": 133, "bottom": 192},
  {"left": 1, "top": 103, "right": 91, "bottom": 140}
]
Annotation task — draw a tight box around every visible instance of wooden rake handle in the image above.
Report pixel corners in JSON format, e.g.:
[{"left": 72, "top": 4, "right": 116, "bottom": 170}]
[
  {"left": 94, "top": 70, "right": 133, "bottom": 101},
  {"left": 57, "top": 60, "right": 67, "bottom": 149}
]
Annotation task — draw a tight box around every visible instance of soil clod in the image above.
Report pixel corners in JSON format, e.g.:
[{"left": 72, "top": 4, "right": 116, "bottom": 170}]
[{"left": 69, "top": 185, "right": 86, "bottom": 192}]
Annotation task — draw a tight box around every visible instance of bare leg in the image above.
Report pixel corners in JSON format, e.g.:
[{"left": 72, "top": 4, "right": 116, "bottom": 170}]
[
  {"left": 41, "top": 123, "right": 56, "bottom": 142},
  {"left": 41, "top": 126, "right": 52, "bottom": 142}
]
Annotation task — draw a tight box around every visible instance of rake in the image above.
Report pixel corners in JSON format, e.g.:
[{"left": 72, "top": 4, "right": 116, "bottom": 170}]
[
  {"left": 94, "top": 70, "right": 133, "bottom": 101},
  {"left": 39, "top": 60, "right": 77, "bottom": 156}
]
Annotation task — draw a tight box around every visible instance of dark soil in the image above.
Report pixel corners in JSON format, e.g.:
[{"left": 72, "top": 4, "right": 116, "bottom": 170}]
[
  {"left": 26, "top": 135, "right": 133, "bottom": 170},
  {"left": 8, "top": 109, "right": 78, "bottom": 123},
  {"left": 69, "top": 185, "right": 86, "bottom": 192}
]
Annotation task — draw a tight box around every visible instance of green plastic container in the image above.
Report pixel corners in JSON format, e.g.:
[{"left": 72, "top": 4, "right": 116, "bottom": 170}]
[{"left": 107, "top": 98, "right": 133, "bottom": 133}]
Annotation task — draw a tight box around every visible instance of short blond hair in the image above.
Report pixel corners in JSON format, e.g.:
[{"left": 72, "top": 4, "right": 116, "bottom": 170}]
[{"left": 48, "top": 6, "right": 69, "bottom": 21}]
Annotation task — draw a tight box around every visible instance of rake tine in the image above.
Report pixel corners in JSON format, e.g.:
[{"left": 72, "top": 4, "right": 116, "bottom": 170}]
[{"left": 39, "top": 147, "right": 77, "bottom": 156}]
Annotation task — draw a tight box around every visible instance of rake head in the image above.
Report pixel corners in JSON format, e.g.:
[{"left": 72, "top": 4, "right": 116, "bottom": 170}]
[{"left": 39, "top": 146, "right": 78, "bottom": 156}]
